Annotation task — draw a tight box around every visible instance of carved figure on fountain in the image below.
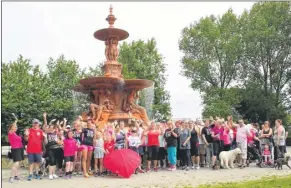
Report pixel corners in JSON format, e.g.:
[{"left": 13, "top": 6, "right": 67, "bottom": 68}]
[
  {"left": 122, "top": 89, "right": 149, "bottom": 124},
  {"left": 105, "top": 38, "right": 119, "bottom": 62}
]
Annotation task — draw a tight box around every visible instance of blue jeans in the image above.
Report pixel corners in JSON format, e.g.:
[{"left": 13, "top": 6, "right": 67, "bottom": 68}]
[
  {"left": 167, "top": 146, "right": 177, "bottom": 165},
  {"left": 27, "top": 153, "right": 42, "bottom": 164}
]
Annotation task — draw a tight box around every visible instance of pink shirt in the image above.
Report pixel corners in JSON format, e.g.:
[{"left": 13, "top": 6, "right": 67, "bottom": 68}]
[
  {"left": 8, "top": 132, "right": 23, "bottom": 149},
  {"left": 212, "top": 126, "right": 224, "bottom": 141},
  {"left": 63, "top": 138, "right": 78, "bottom": 157},
  {"left": 222, "top": 129, "right": 231, "bottom": 145},
  {"left": 247, "top": 129, "right": 255, "bottom": 144},
  {"left": 263, "top": 149, "right": 271, "bottom": 155},
  {"left": 236, "top": 126, "right": 249, "bottom": 143}
]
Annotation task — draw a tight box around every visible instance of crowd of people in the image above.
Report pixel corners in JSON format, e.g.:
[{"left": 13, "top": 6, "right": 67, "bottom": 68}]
[{"left": 7, "top": 114, "right": 289, "bottom": 183}]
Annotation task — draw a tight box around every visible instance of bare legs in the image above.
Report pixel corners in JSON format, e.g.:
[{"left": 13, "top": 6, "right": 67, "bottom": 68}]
[
  {"left": 74, "top": 151, "right": 82, "bottom": 173},
  {"left": 86, "top": 151, "right": 93, "bottom": 174},
  {"left": 147, "top": 160, "right": 158, "bottom": 169},
  {"left": 82, "top": 149, "right": 89, "bottom": 177},
  {"left": 29, "top": 163, "right": 40, "bottom": 175},
  {"left": 11, "top": 162, "right": 20, "bottom": 177},
  {"left": 94, "top": 158, "right": 103, "bottom": 174},
  {"left": 191, "top": 156, "right": 200, "bottom": 168}
]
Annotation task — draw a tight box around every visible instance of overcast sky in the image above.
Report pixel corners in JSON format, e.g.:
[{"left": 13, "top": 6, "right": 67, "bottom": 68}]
[{"left": 2, "top": 2, "right": 254, "bottom": 119}]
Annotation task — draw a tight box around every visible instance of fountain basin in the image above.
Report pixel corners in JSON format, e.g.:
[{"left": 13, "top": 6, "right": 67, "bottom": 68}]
[
  {"left": 94, "top": 28, "right": 129, "bottom": 41},
  {"left": 73, "top": 76, "right": 124, "bottom": 93},
  {"left": 73, "top": 77, "right": 154, "bottom": 94},
  {"left": 124, "top": 79, "right": 154, "bottom": 90}
]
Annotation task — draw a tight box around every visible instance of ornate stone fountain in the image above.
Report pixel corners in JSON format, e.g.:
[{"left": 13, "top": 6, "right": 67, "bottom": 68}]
[{"left": 73, "top": 5, "right": 153, "bottom": 128}]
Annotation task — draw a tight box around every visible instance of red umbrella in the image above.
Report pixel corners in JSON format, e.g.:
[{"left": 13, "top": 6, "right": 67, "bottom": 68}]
[{"left": 104, "top": 149, "right": 141, "bottom": 178}]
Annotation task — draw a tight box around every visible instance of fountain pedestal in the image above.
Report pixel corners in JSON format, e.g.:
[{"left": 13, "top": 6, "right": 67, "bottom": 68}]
[{"left": 73, "top": 5, "right": 153, "bottom": 128}]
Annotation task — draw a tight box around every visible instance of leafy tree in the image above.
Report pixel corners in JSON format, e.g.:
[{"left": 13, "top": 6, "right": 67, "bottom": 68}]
[
  {"left": 240, "top": 2, "right": 291, "bottom": 120},
  {"left": 118, "top": 38, "right": 172, "bottom": 121},
  {"left": 202, "top": 88, "right": 241, "bottom": 119},
  {"left": 46, "top": 55, "right": 87, "bottom": 120},
  {"left": 179, "top": 9, "right": 243, "bottom": 117},
  {"left": 1, "top": 56, "right": 50, "bottom": 143},
  {"left": 179, "top": 9, "right": 242, "bottom": 93},
  {"left": 179, "top": 2, "right": 291, "bottom": 122},
  {"left": 236, "top": 83, "right": 287, "bottom": 124}
]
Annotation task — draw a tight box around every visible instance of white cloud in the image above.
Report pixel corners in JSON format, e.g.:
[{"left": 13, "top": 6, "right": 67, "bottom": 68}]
[{"left": 2, "top": 2, "right": 254, "bottom": 119}]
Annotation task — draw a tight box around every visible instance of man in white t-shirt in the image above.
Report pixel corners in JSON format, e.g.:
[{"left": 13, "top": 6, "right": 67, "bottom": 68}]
[{"left": 236, "top": 119, "right": 250, "bottom": 168}]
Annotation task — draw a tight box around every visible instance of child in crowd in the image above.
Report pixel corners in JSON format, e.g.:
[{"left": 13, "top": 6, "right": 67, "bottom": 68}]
[
  {"left": 262, "top": 144, "right": 271, "bottom": 164},
  {"left": 63, "top": 131, "right": 78, "bottom": 179},
  {"left": 127, "top": 126, "right": 144, "bottom": 174},
  {"left": 93, "top": 131, "right": 105, "bottom": 177}
]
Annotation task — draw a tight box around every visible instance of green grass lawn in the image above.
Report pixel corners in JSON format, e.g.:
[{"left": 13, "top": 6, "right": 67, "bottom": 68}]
[{"left": 196, "top": 175, "right": 291, "bottom": 188}]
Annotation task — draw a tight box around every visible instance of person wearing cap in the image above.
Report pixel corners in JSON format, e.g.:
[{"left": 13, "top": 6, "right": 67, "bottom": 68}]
[{"left": 25, "top": 116, "right": 46, "bottom": 181}]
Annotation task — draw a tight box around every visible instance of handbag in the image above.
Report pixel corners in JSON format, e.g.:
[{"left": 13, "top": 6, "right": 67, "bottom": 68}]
[{"left": 8, "top": 149, "right": 12, "bottom": 159}]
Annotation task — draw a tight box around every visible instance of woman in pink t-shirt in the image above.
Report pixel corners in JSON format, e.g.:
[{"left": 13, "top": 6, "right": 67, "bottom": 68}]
[
  {"left": 211, "top": 119, "right": 224, "bottom": 169},
  {"left": 222, "top": 124, "right": 231, "bottom": 151},
  {"left": 8, "top": 120, "right": 24, "bottom": 183}
]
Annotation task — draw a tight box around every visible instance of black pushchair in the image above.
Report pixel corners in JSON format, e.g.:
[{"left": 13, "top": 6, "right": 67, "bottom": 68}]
[{"left": 247, "top": 142, "right": 263, "bottom": 167}]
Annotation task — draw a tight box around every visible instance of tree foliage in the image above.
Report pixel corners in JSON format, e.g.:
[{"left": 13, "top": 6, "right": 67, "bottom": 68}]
[
  {"left": 1, "top": 55, "right": 88, "bottom": 143},
  {"left": 179, "top": 9, "right": 242, "bottom": 93},
  {"left": 118, "top": 38, "right": 172, "bottom": 121},
  {"left": 179, "top": 2, "right": 291, "bottom": 124},
  {"left": 2, "top": 56, "right": 50, "bottom": 142}
]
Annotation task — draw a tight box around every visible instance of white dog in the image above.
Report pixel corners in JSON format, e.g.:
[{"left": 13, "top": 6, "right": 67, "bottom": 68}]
[{"left": 219, "top": 148, "right": 242, "bottom": 169}]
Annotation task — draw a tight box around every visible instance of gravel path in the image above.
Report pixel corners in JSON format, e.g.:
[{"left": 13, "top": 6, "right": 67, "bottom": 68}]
[{"left": 2, "top": 164, "right": 291, "bottom": 188}]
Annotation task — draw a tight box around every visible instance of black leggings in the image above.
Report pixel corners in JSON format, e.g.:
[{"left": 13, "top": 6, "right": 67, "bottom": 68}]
[
  {"left": 147, "top": 146, "right": 159, "bottom": 160},
  {"left": 53, "top": 148, "right": 64, "bottom": 169},
  {"left": 47, "top": 148, "right": 64, "bottom": 167},
  {"left": 48, "top": 148, "right": 57, "bottom": 166},
  {"left": 213, "top": 140, "right": 223, "bottom": 159},
  {"left": 180, "top": 149, "right": 191, "bottom": 167}
]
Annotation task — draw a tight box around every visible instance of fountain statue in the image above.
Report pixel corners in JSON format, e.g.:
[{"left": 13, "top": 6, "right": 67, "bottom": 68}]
[{"left": 73, "top": 5, "right": 153, "bottom": 128}]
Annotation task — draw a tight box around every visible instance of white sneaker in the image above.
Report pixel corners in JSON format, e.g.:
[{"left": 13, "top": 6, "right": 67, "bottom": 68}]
[
  {"left": 206, "top": 165, "right": 210, "bottom": 168},
  {"left": 49, "top": 175, "right": 53, "bottom": 180},
  {"left": 191, "top": 165, "right": 195, "bottom": 169},
  {"left": 196, "top": 166, "right": 200, "bottom": 170},
  {"left": 52, "top": 174, "right": 58, "bottom": 179}
]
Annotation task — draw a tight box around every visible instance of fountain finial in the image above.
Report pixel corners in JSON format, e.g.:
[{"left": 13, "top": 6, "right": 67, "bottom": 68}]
[
  {"left": 109, "top": 4, "right": 113, "bottom": 15},
  {"left": 106, "top": 5, "right": 116, "bottom": 28}
]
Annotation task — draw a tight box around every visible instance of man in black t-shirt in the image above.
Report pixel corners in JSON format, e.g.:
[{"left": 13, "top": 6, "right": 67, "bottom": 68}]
[
  {"left": 164, "top": 121, "right": 180, "bottom": 171},
  {"left": 201, "top": 119, "right": 214, "bottom": 168}
]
